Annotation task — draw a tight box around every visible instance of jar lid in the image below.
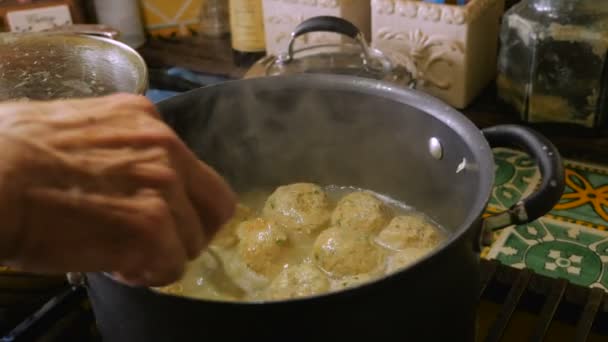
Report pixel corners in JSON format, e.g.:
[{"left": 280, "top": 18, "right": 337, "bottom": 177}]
[{"left": 248, "top": 16, "right": 412, "bottom": 85}]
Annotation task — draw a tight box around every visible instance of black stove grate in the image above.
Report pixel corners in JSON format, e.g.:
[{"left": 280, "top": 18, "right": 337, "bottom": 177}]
[
  {"left": 479, "top": 260, "right": 608, "bottom": 342},
  {"left": 2, "top": 260, "right": 608, "bottom": 341},
  {"left": 1, "top": 286, "right": 100, "bottom": 342}
]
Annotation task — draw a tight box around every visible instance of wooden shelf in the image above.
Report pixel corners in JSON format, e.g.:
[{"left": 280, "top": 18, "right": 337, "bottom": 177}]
[{"left": 138, "top": 35, "right": 247, "bottom": 79}]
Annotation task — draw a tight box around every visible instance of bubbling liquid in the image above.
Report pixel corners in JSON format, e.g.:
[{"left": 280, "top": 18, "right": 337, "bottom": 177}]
[{"left": 156, "top": 183, "right": 447, "bottom": 302}]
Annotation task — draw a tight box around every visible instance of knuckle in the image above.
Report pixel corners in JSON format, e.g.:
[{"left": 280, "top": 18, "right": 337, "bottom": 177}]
[
  {"left": 139, "top": 120, "right": 179, "bottom": 147},
  {"left": 141, "top": 197, "right": 172, "bottom": 224},
  {"left": 112, "top": 94, "right": 159, "bottom": 117},
  {"left": 149, "top": 270, "right": 182, "bottom": 287},
  {"left": 149, "top": 253, "right": 186, "bottom": 285},
  {"left": 156, "top": 127, "right": 180, "bottom": 147},
  {"left": 109, "top": 93, "right": 143, "bottom": 105},
  {"left": 125, "top": 244, "right": 185, "bottom": 286},
  {"left": 119, "top": 249, "right": 148, "bottom": 274},
  {"left": 111, "top": 93, "right": 145, "bottom": 104},
  {"left": 187, "top": 238, "right": 205, "bottom": 260},
  {"left": 133, "top": 98, "right": 159, "bottom": 117},
  {"left": 165, "top": 262, "right": 186, "bottom": 283},
  {"left": 131, "top": 202, "right": 174, "bottom": 244},
  {"left": 126, "top": 195, "right": 188, "bottom": 286}
]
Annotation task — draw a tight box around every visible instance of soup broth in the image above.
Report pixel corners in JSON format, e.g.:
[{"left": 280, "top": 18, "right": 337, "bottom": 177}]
[{"left": 156, "top": 183, "right": 447, "bottom": 302}]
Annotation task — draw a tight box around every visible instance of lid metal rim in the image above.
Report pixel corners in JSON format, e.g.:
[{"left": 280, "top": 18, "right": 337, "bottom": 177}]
[{"left": 0, "top": 32, "right": 149, "bottom": 96}]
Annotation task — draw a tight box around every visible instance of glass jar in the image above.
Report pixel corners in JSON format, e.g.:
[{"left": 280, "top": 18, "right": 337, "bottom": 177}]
[
  {"left": 199, "top": 0, "right": 230, "bottom": 38},
  {"left": 497, "top": 0, "right": 608, "bottom": 129}
]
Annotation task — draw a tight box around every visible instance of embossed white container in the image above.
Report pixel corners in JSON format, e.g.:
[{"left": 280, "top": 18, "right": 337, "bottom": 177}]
[
  {"left": 372, "top": 0, "right": 505, "bottom": 108},
  {"left": 262, "top": 0, "right": 371, "bottom": 56}
]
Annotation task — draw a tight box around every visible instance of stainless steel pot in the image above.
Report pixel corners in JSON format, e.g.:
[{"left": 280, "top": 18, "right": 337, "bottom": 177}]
[
  {"left": 85, "top": 74, "right": 565, "bottom": 341},
  {"left": 0, "top": 26, "right": 148, "bottom": 101}
]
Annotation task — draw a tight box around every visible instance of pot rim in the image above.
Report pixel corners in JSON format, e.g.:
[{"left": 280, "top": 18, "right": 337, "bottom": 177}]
[
  {"left": 0, "top": 32, "right": 149, "bottom": 96},
  {"left": 100, "top": 74, "right": 495, "bottom": 304}
]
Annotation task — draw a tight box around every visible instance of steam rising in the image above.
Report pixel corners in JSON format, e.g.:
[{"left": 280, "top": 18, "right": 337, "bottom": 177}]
[{"left": 161, "top": 76, "right": 481, "bottom": 231}]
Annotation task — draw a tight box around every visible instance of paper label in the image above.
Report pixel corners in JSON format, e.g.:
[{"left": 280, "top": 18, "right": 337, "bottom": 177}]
[
  {"left": 230, "top": 0, "right": 265, "bottom": 52},
  {"left": 7, "top": 5, "right": 73, "bottom": 33}
]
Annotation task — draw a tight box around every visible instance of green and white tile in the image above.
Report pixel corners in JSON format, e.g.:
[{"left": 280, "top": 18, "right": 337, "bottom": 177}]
[
  {"left": 485, "top": 149, "right": 608, "bottom": 290},
  {"left": 487, "top": 217, "right": 608, "bottom": 290}
]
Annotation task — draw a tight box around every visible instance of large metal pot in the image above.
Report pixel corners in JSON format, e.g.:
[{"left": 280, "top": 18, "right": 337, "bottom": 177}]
[
  {"left": 0, "top": 27, "right": 147, "bottom": 101},
  {"left": 85, "top": 74, "right": 564, "bottom": 341}
]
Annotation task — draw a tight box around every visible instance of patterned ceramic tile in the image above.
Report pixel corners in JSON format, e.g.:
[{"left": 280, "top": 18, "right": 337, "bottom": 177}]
[
  {"left": 483, "top": 150, "right": 608, "bottom": 291},
  {"left": 487, "top": 217, "right": 608, "bottom": 290},
  {"left": 550, "top": 160, "right": 608, "bottom": 230},
  {"left": 139, "top": 0, "right": 203, "bottom": 36}
]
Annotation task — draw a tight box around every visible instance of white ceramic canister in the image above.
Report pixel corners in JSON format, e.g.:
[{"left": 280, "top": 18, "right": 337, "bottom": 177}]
[{"left": 93, "top": 0, "right": 146, "bottom": 48}]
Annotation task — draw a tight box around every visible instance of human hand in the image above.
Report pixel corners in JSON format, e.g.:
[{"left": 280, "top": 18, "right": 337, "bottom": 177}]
[{"left": 0, "top": 94, "right": 236, "bottom": 286}]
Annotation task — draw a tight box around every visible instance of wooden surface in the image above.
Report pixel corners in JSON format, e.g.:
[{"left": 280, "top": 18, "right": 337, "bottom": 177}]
[
  {"left": 465, "top": 86, "right": 608, "bottom": 164},
  {"left": 138, "top": 36, "right": 608, "bottom": 165},
  {"left": 139, "top": 35, "right": 247, "bottom": 79}
]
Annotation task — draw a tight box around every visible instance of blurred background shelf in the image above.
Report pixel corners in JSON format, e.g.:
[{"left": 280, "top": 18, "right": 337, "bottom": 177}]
[{"left": 137, "top": 34, "right": 608, "bottom": 166}]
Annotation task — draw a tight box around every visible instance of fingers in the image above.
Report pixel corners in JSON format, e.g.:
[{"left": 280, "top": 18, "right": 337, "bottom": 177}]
[
  {"left": 0, "top": 93, "right": 159, "bottom": 125},
  {"left": 96, "top": 115, "right": 238, "bottom": 240},
  {"left": 13, "top": 188, "right": 189, "bottom": 286},
  {"left": 0, "top": 93, "right": 236, "bottom": 288},
  {"left": 143, "top": 126, "right": 237, "bottom": 237},
  {"left": 36, "top": 94, "right": 161, "bottom": 135},
  {"left": 165, "top": 182, "right": 207, "bottom": 260},
  {"left": 47, "top": 127, "right": 172, "bottom": 149},
  {"left": 59, "top": 93, "right": 160, "bottom": 120},
  {"left": 128, "top": 163, "right": 177, "bottom": 186},
  {"left": 0, "top": 94, "right": 163, "bottom": 149},
  {"left": 186, "top": 160, "right": 237, "bottom": 236},
  {"left": 24, "top": 144, "right": 177, "bottom": 196}
]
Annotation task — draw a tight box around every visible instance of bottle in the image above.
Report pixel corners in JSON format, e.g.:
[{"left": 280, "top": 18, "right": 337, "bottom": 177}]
[
  {"left": 229, "top": 0, "right": 266, "bottom": 67},
  {"left": 93, "top": 0, "right": 146, "bottom": 48},
  {"left": 199, "top": 0, "right": 230, "bottom": 38}
]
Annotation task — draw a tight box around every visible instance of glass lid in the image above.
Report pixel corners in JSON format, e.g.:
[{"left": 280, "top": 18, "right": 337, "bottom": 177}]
[{"left": 262, "top": 16, "right": 409, "bottom": 83}]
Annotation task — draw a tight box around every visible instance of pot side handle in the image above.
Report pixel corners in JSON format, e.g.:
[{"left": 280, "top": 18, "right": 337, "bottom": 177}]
[{"left": 480, "top": 125, "right": 565, "bottom": 246}]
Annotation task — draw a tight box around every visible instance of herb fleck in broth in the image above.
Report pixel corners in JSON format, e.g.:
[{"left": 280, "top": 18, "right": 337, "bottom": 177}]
[{"left": 156, "top": 183, "right": 447, "bottom": 302}]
